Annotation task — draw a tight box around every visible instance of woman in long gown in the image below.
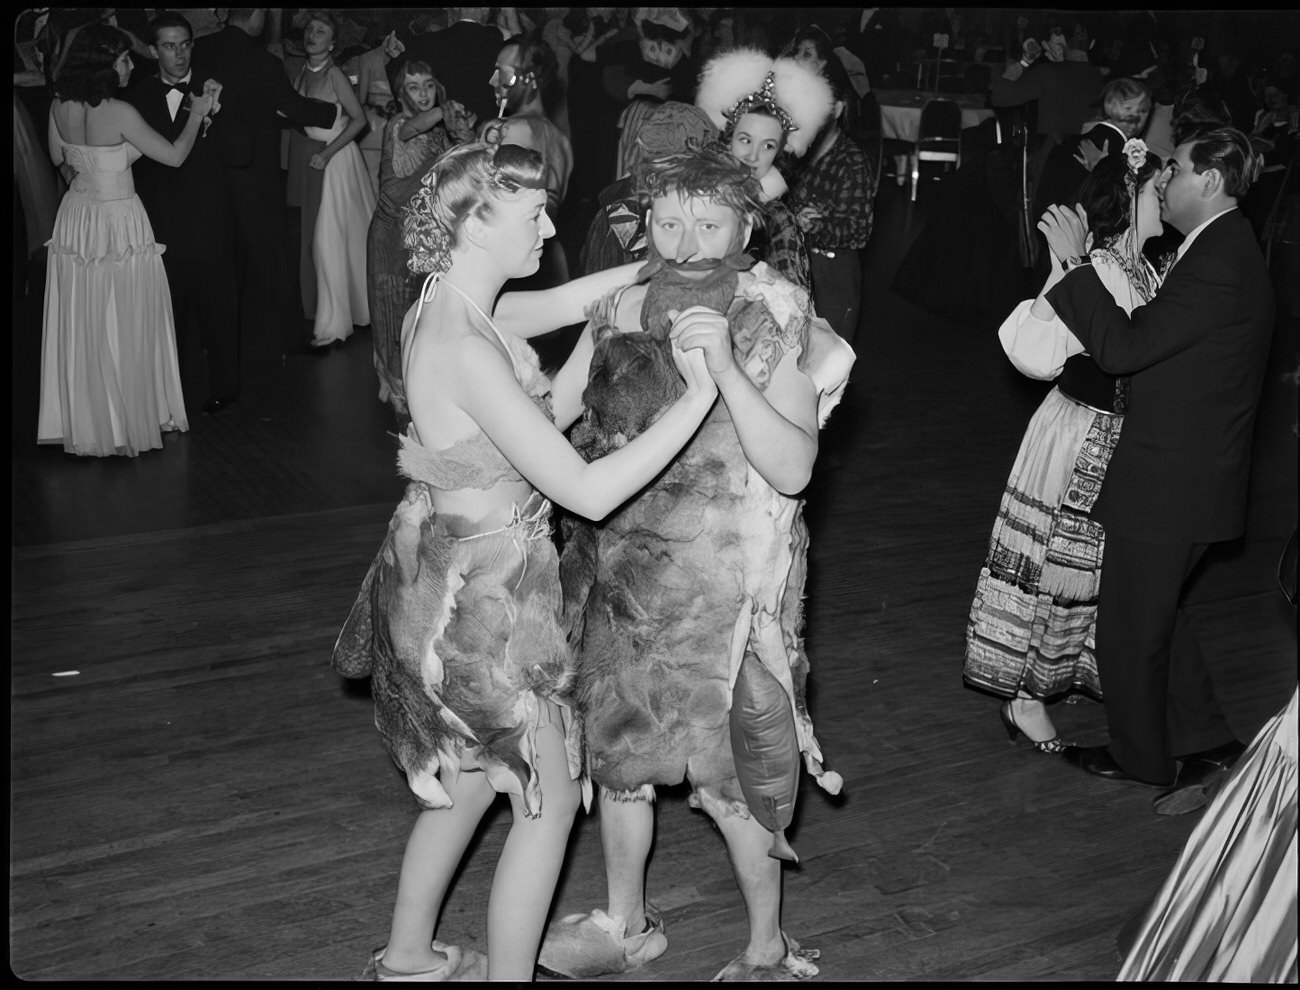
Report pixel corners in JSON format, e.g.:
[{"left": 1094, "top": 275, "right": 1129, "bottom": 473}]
[
  {"left": 365, "top": 57, "right": 460, "bottom": 419},
  {"left": 39, "top": 23, "right": 217, "bottom": 457},
  {"left": 329, "top": 142, "right": 719, "bottom": 980},
  {"left": 288, "top": 9, "right": 376, "bottom": 350},
  {"left": 964, "top": 141, "right": 1167, "bottom": 749}
]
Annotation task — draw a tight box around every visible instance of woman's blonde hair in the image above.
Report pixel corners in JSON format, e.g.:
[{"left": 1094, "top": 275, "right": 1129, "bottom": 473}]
[{"left": 403, "top": 142, "right": 547, "bottom": 275}]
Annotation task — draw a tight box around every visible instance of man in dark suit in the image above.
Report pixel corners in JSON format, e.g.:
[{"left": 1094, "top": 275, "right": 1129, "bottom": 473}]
[
  {"left": 1039, "top": 127, "right": 1274, "bottom": 812},
  {"left": 192, "top": 8, "right": 338, "bottom": 369},
  {"left": 400, "top": 7, "right": 502, "bottom": 126},
  {"left": 126, "top": 11, "right": 241, "bottom": 413}
]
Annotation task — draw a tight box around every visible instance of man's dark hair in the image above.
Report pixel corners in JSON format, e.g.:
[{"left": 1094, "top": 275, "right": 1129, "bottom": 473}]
[
  {"left": 1187, "top": 126, "right": 1262, "bottom": 200},
  {"left": 145, "top": 11, "right": 194, "bottom": 47}
]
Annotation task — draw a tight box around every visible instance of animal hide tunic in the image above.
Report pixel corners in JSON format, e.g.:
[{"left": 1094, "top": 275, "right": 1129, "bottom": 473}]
[
  {"left": 562, "top": 260, "right": 852, "bottom": 819},
  {"left": 332, "top": 278, "right": 582, "bottom": 818}
]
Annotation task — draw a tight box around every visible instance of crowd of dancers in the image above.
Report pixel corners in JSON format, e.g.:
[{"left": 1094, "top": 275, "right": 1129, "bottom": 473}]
[{"left": 17, "top": 6, "right": 1295, "bottom": 983}]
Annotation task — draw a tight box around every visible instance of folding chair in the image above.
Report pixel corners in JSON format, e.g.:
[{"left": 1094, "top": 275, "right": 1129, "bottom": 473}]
[{"left": 910, "top": 98, "right": 962, "bottom": 201}]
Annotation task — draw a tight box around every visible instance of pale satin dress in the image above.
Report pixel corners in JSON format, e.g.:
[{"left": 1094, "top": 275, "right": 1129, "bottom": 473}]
[{"left": 39, "top": 134, "right": 188, "bottom": 457}]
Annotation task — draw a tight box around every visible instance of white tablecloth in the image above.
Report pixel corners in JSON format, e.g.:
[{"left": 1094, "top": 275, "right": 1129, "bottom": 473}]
[{"left": 880, "top": 102, "right": 997, "bottom": 143}]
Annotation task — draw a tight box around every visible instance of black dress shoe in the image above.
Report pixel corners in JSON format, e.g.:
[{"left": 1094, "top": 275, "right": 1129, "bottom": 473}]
[
  {"left": 1182, "top": 739, "right": 1245, "bottom": 769},
  {"left": 201, "top": 392, "right": 239, "bottom": 414},
  {"left": 1152, "top": 754, "right": 1236, "bottom": 816},
  {"left": 1059, "top": 745, "right": 1172, "bottom": 786}
]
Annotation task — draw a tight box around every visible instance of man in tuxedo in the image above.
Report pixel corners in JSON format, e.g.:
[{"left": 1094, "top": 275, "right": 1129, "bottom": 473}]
[
  {"left": 1039, "top": 127, "right": 1274, "bottom": 813},
  {"left": 192, "top": 8, "right": 338, "bottom": 369},
  {"left": 126, "top": 11, "right": 240, "bottom": 413}
]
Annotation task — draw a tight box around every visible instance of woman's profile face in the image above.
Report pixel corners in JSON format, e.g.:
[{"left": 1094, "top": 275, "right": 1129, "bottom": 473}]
[
  {"left": 730, "top": 112, "right": 784, "bottom": 180},
  {"left": 401, "top": 72, "right": 438, "bottom": 114},
  {"left": 482, "top": 187, "right": 553, "bottom": 278},
  {"left": 113, "top": 49, "right": 132, "bottom": 87},
  {"left": 1135, "top": 171, "right": 1164, "bottom": 243}
]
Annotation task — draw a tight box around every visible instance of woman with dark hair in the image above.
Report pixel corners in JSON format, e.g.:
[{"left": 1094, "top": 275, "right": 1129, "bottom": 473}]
[
  {"left": 695, "top": 48, "right": 836, "bottom": 291},
  {"left": 38, "top": 21, "right": 218, "bottom": 457},
  {"left": 964, "top": 139, "right": 1168, "bottom": 750},
  {"left": 365, "top": 56, "right": 472, "bottom": 420},
  {"left": 287, "top": 8, "right": 376, "bottom": 351},
  {"left": 332, "top": 142, "right": 719, "bottom": 981}
]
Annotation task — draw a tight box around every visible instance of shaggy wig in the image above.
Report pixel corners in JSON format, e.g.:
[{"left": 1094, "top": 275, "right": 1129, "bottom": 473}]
[{"left": 634, "top": 145, "right": 765, "bottom": 228}]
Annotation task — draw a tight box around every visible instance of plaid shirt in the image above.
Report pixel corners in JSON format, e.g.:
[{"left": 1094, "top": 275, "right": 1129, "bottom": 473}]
[
  {"left": 789, "top": 133, "right": 875, "bottom": 251},
  {"left": 757, "top": 197, "right": 811, "bottom": 290}
]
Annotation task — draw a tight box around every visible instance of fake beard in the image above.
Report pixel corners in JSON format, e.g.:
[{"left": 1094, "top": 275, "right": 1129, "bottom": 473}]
[{"left": 634, "top": 233, "right": 755, "bottom": 338}]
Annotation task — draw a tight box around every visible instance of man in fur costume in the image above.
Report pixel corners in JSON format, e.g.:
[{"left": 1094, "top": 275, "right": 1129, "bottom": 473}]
[{"left": 538, "top": 147, "right": 854, "bottom": 980}]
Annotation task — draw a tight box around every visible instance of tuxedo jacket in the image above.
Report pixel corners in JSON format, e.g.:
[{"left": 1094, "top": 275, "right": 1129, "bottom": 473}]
[
  {"left": 192, "top": 27, "right": 337, "bottom": 191},
  {"left": 1047, "top": 210, "right": 1274, "bottom": 544},
  {"left": 123, "top": 74, "right": 235, "bottom": 259}
]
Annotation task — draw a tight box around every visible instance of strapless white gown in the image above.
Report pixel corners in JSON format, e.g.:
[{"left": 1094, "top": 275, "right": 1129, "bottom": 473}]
[{"left": 306, "top": 115, "right": 376, "bottom": 346}]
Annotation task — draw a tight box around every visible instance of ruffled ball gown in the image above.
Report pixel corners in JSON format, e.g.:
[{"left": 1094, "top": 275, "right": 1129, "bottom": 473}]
[{"left": 38, "top": 135, "right": 188, "bottom": 457}]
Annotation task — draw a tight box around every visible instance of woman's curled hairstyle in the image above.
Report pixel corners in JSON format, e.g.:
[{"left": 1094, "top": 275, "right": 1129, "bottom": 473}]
[
  {"left": 403, "top": 142, "right": 547, "bottom": 275},
  {"left": 1076, "top": 150, "right": 1163, "bottom": 248},
  {"left": 53, "top": 23, "right": 130, "bottom": 106}
]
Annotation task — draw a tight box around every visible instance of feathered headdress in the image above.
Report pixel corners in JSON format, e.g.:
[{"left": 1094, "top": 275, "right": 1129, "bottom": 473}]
[{"left": 695, "top": 47, "right": 835, "bottom": 158}]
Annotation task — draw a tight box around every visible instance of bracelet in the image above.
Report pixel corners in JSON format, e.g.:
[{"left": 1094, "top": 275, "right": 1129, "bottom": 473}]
[{"left": 1062, "top": 255, "right": 1089, "bottom": 271}]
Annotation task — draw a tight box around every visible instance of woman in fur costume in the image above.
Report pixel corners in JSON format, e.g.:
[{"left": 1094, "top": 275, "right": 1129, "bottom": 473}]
[{"left": 331, "top": 141, "right": 718, "bottom": 981}]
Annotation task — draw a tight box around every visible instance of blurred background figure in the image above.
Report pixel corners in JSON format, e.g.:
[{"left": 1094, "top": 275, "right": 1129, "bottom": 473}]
[
  {"left": 286, "top": 9, "right": 375, "bottom": 352},
  {"left": 366, "top": 57, "right": 465, "bottom": 421}
]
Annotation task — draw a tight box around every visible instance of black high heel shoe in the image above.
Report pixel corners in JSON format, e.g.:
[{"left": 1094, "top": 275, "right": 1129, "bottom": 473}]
[{"left": 999, "top": 701, "right": 1067, "bottom": 754}]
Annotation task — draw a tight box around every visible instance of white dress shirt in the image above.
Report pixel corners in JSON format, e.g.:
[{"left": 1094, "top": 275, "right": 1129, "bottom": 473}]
[{"left": 164, "top": 73, "right": 192, "bottom": 121}]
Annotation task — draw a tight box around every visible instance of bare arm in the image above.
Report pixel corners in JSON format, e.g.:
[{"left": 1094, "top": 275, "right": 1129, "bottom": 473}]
[
  {"left": 112, "top": 96, "right": 210, "bottom": 167},
  {"left": 412, "top": 330, "right": 717, "bottom": 521},
  {"left": 492, "top": 262, "right": 641, "bottom": 338},
  {"left": 397, "top": 105, "right": 445, "bottom": 141},
  {"left": 671, "top": 307, "right": 820, "bottom": 494},
  {"left": 315, "top": 67, "right": 366, "bottom": 164},
  {"left": 549, "top": 321, "right": 596, "bottom": 431}
]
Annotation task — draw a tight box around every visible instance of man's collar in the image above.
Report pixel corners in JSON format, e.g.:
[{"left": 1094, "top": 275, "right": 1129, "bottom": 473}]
[{"left": 160, "top": 71, "right": 192, "bottom": 87}]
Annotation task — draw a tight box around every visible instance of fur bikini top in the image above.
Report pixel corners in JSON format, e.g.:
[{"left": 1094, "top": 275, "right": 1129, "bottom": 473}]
[{"left": 397, "top": 275, "right": 553, "bottom": 491}]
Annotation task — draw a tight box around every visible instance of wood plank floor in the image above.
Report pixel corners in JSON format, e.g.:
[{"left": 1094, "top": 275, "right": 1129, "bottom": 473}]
[{"left": 10, "top": 183, "right": 1297, "bottom": 981}]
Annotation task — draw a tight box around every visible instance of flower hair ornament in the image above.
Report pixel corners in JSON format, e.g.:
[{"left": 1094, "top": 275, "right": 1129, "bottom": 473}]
[
  {"left": 1123, "top": 137, "right": 1149, "bottom": 176},
  {"left": 403, "top": 168, "right": 453, "bottom": 276},
  {"left": 695, "top": 48, "right": 835, "bottom": 158}
]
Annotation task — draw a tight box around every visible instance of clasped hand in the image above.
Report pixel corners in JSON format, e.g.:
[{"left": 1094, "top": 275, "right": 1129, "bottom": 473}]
[
  {"left": 1037, "top": 204, "right": 1092, "bottom": 265},
  {"left": 191, "top": 79, "right": 221, "bottom": 118},
  {"left": 668, "top": 306, "right": 732, "bottom": 394}
]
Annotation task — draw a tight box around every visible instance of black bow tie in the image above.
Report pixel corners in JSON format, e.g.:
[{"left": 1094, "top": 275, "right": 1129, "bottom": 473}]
[{"left": 165, "top": 81, "right": 191, "bottom": 95}]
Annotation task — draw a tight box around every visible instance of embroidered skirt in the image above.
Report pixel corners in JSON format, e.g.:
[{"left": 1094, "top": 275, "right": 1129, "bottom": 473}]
[{"left": 963, "top": 386, "right": 1122, "bottom": 700}]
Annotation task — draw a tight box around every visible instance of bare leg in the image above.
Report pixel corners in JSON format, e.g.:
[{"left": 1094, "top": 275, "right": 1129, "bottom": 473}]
[
  {"left": 486, "top": 720, "right": 582, "bottom": 981},
  {"left": 381, "top": 770, "right": 497, "bottom": 973},
  {"left": 597, "top": 789, "right": 655, "bottom": 935},
  {"left": 709, "top": 804, "right": 785, "bottom": 967}
]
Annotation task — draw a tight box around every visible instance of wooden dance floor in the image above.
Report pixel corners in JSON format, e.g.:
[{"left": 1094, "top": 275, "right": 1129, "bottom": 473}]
[{"left": 11, "top": 189, "right": 1296, "bottom": 981}]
